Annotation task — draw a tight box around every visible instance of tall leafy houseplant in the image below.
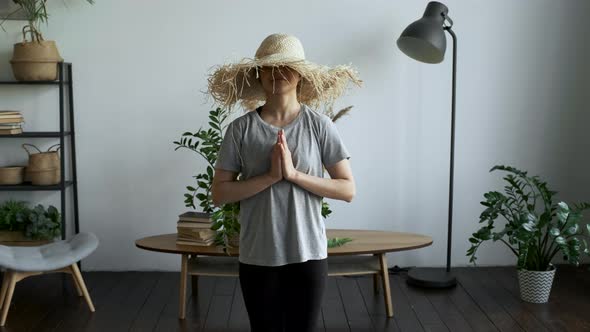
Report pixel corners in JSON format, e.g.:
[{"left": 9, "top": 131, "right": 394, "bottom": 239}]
[
  {"left": 173, "top": 108, "right": 237, "bottom": 254},
  {"left": 467, "top": 165, "right": 590, "bottom": 271},
  {"left": 174, "top": 107, "right": 353, "bottom": 255}
]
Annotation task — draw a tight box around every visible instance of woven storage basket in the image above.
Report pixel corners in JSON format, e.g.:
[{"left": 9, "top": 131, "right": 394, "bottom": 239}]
[
  {"left": 0, "top": 166, "right": 25, "bottom": 185},
  {"left": 28, "top": 167, "right": 60, "bottom": 186},
  {"left": 10, "top": 40, "right": 63, "bottom": 81},
  {"left": 517, "top": 264, "right": 556, "bottom": 303},
  {"left": 23, "top": 166, "right": 32, "bottom": 182},
  {"left": 22, "top": 143, "right": 61, "bottom": 171}
]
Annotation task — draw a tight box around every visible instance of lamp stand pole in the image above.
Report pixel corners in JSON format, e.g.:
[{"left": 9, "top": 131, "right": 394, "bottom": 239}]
[{"left": 406, "top": 25, "right": 458, "bottom": 289}]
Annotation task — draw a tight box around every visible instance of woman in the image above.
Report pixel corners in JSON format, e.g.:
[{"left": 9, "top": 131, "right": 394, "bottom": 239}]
[{"left": 208, "top": 33, "right": 361, "bottom": 332}]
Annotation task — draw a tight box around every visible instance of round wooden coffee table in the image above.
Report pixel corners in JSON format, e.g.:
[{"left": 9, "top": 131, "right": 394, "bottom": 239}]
[{"left": 135, "top": 229, "right": 432, "bottom": 319}]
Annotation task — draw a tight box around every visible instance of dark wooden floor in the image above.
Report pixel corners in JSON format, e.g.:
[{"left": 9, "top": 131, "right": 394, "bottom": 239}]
[{"left": 0, "top": 264, "right": 588, "bottom": 332}]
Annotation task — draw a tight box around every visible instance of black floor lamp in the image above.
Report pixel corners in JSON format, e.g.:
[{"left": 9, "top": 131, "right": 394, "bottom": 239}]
[{"left": 397, "top": 1, "right": 458, "bottom": 288}]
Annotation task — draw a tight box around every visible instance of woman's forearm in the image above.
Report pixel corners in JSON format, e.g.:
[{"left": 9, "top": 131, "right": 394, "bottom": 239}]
[
  {"left": 292, "top": 171, "right": 355, "bottom": 202},
  {"left": 213, "top": 173, "right": 277, "bottom": 207}
]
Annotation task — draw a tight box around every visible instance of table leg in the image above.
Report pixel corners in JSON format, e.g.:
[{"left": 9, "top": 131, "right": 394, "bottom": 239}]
[
  {"left": 179, "top": 254, "right": 188, "bottom": 319},
  {"left": 373, "top": 253, "right": 380, "bottom": 294},
  {"left": 378, "top": 253, "right": 393, "bottom": 317},
  {"left": 191, "top": 275, "right": 199, "bottom": 296}
]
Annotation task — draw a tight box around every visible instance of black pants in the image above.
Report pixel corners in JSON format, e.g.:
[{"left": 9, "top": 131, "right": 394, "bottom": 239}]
[{"left": 238, "top": 258, "right": 328, "bottom": 332}]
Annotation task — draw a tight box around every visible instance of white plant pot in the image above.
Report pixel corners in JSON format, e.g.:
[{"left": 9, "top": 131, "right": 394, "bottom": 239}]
[{"left": 517, "top": 264, "right": 556, "bottom": 303}]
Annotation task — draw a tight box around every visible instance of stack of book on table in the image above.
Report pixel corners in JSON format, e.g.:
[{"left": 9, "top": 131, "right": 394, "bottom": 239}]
[
  {"left": 176, "top": 211, "right": 216, "bottom": 246},
  {"left": 0, "top": 111, "right": 24, "bottom": 135}
]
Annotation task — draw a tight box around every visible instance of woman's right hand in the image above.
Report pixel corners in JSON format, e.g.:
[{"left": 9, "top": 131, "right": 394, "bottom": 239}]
[{"left": 268, "top": 133, "right": 283, "bottom": 183}]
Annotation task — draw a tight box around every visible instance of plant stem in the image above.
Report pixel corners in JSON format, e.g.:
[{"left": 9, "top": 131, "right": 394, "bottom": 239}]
[{"left": 499, "top": 238, "right": 518, "bottom": 256}]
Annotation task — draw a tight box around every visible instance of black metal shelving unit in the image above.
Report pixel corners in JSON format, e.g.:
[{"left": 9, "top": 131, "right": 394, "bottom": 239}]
[{"left": 0, "top": 62, "right": 80, "bottom": 240}]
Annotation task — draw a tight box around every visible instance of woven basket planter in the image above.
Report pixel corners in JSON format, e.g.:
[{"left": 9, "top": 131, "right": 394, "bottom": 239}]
[
  {"left": 10, "top": 40, "right": 64, "bottom": 81},
  {"left": 517, "top": 264, "right": 556, "bottom": 303}
]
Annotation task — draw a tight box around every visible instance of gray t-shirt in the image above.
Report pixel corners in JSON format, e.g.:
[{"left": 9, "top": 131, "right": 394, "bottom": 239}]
[{"left": 214, "top": 103, "right": 350, "bottom": 266}]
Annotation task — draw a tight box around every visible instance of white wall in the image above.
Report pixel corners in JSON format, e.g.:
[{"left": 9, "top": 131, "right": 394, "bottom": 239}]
[{"left": 0, "top": 0, "right": 588, "bottom": 271}]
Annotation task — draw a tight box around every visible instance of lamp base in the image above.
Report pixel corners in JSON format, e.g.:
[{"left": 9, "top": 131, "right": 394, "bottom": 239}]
[{"left": 406, "top": 267, "right": 457, "bottom": 288}]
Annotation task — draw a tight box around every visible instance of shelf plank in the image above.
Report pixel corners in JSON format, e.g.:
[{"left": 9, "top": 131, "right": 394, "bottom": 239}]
[
  {"left": 0, "top": 80, "right": 63, "bottom": 85},
  {"left": 0, "top": 180, "right": 73, "bottom": 191},
  {"left": 0, "top": 131, "right": 72, "bottom": 138},
  {"left": 186, "top": 255, "right": 381, "bottom": 277}
]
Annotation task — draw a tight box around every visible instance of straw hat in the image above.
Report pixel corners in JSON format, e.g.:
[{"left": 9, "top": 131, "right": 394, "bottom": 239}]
[{"left": 206, "top": 33, "right": 362, "bottom": 111}]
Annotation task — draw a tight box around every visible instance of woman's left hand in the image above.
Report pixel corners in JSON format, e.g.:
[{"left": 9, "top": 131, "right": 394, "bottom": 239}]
[{"left": 278, "top": 130, "right": 298, "bottom": 182}]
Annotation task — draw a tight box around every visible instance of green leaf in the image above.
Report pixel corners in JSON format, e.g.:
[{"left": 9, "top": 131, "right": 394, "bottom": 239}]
[
  {"left": 209, "top": 122, "right": 220, "bottom": 130},
  {"left": 557, "top": 202, "right": 569, "bottom": 224},
  {"left": 555, "top": 236, "right": 566, "bottom": 245},
  {"left": 526, "top": 213, "right": 537, "bottom": 224},
  {"left": 586, "top": 224, "right": 590, "bottom": 236},
  {"left": 566, "top": 224, "right": 579, "bottom": 235},
  {"left": 327, "top": 237, "right": 353, "bottom": 248},
  {"left": 522, "top": 221, "right": 535, "bottom": 232},
  {"left": 186, "top": 186, "right": 196, "bottom": 191}
]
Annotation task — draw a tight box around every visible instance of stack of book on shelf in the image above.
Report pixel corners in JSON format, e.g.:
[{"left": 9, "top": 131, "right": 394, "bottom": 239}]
[
  {"left": 176, "top": 211, "right": 216, "bottom": 246},
  {"left": 0, "top": 111, "right": 24, "bottom": 135}
]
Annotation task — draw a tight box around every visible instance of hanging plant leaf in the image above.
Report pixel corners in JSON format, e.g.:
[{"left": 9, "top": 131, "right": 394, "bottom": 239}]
[{"left": 566, "top": 224, "right": 579, "bottom": 236}]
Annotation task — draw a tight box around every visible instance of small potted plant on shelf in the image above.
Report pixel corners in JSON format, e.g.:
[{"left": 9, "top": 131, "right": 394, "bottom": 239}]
[
  {"left": 467, "top": 165, "right": 590, "bottom": 303},
  {"left": 0, "top": 199, "right": 61, "bottom": 245},
  {"left": 174, "top": 106, "right": 354, "bottom": 255},
  {"left": 0, "top": 0, "right": 94, "bottom": 81}
]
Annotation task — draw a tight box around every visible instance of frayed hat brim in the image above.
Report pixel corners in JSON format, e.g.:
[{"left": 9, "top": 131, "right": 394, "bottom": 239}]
[{"left": 206, "top": 56, "right": 362, "bottom": 111}]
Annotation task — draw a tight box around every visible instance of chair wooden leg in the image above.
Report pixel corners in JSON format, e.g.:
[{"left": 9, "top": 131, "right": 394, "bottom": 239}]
[
  {"left": 179, "top": 254, "right": 188, "bottom": 319},
  {"left": 69, "top": 263, "right": 95, "bottom": 312},
  {"left": 70, "top": 268, "right": 83, "bottom": 297},
  {"left": 0, "top": 271, "right": 16, "bottom": 326},
  {"left": 0, "top": 271, "right": 9, "bottom": 311},
  {"left": 378, "top": 253, "right": 393, "bottom": 317}
]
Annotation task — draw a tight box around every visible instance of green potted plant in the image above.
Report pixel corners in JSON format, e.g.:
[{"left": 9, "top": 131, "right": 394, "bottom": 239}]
[
  {"left": 0, "top": 0, "right": 94, "bottom": 81},
  {"left": 0, "top": 199, "right": 61, "bottom": 244},
  {"left": 174, "top": 106, "right": 353, "bottom": 255},
  {"left": 467, "top": 165, "right": 590, "bottom": 303},
  {"left": 174, "top": 107, "right": 239, "bottom": 254}
]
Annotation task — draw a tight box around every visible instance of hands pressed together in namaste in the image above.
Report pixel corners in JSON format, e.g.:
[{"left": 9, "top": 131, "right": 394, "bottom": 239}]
[{"left": 268, "top": 129, "right": 298, "bottom": 183}]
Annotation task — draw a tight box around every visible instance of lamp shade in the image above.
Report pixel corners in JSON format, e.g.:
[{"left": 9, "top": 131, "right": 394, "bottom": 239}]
[{"left": 397, "top": 1, "right": 449, "bottom": 64}]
